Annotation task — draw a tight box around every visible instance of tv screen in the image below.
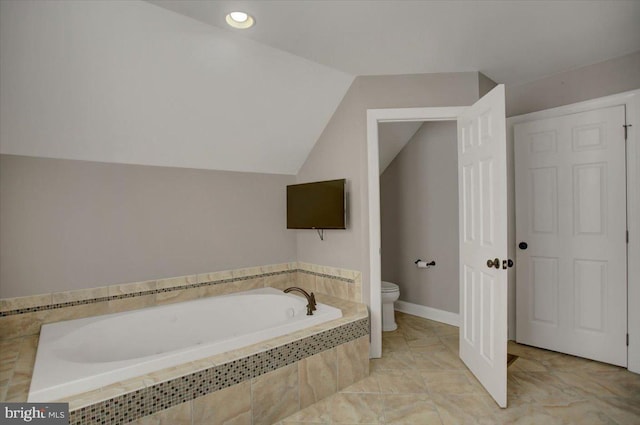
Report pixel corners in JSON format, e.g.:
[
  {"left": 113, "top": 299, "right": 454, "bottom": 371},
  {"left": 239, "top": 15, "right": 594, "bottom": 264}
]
[{"left": 287, "top": 179, "right": 346, "bottom": 229}]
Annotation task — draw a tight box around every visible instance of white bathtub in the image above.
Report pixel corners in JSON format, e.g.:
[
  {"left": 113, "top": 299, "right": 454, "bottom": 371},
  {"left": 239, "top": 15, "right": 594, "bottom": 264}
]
[{"left": 28, "top": 287, "right": 342, "bottom": 402}]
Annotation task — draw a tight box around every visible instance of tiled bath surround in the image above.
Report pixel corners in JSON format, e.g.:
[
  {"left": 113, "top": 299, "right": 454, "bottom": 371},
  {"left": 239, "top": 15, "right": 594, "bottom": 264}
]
[
  {"left": 71, "top": 318, "right": 369, "bottom": 425},
  {"left": 0, "top": 262, "right": 368, "bottom": 425},
  {"left": 0, "top": 262, "right": 362, "bottom": 330}
]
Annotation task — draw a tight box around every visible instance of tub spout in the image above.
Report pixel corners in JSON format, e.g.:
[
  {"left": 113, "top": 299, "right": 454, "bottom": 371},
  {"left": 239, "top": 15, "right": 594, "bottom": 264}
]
[{"left": 283, "top": 287, "right": 317, "bottom": 315}]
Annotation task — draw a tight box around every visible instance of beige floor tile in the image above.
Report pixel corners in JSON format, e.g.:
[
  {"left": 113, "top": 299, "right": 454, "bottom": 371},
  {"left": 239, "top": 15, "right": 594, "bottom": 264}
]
[
  {"left": 491, "top": 400, "right": 563, "bottom": 425},
  {"left": 369, "top": 351, "right": 416, "bottom": 372},
  {"left": 374, "top": 370, "right": 428, "bottom": 394},
  {"left": 540, "top": 353, "right": 618, "bottom": 373},
  {"left": 407, "top": 342, "right": 450, "bottom": 354},
  {"left": 281, "top": 313, "right": 640, "bottom": 425},
  {"left": 507, "top": 341, "right": 563, "bottom": 361},
  {"left": 381, "top": 335, "right": 410, "bottom": 353},
  {"left": 412, "top": 348, "right": 466, "bottom": 371},
  {"left": 508, "top": 357, "right": 549, "bottom": 372},
  {"left": 431, "top": 394, "right": 499, "bottom": 425},
  {"left": 404, "top": 336, "right": 441, "bottom": 348},
  {"left": 328, "top": 393, "right": 384, "bottom": 424},
  {"left": 281, "top": 397, "right": 331, "bottom": 424},
  {"left": 552, "top": 371, "right": 620, "bottom": 398},
  {"left": 507, "top": 372, "right": 586, "bottom": 406},
  {"left": 438, "top": 335, "right": 459, "bottom": 353},
  {"left": 422, "top": 370, "right": 482, "bottom": 396},
  {"left": 339, "top": 375, "right": 381, "bottom": 394},
  {"left": 399, "top": 326, "right": 437, "bottom": 342},
  {"left": 590, "top": 396, "right": 640, "bottom": 425},
  {"left": 382, "top": 394, "right": 442, "bottom": 424},
  {"left": 430, "top": 322, "right": 459, "bottom": 337},
  {"left": 578, "top": 369, "right": 640, "bottom": 399},
  {"left": 401, "top": 321, "right": 435, "bottom": 333},
  {"left": 543, "top": 399, "right": 618, "bottom": 425}
]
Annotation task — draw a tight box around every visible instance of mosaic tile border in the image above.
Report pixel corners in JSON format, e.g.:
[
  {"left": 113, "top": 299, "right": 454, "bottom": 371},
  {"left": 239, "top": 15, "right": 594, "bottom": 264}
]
[
  {"left": 0, "top": 269, "right": 356, "bottom": 317},
  {"left": 297, "top": 269, "right": 355, "bottom": 283},
  {"left": 68, "top": 317, "right": 369, "bottom": 425}
]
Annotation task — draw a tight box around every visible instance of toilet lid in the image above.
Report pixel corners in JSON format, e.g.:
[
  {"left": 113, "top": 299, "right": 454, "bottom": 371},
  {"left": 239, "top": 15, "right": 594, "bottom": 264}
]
[{"left": 382, "top": 281, "right": 399, "bottom": 293}]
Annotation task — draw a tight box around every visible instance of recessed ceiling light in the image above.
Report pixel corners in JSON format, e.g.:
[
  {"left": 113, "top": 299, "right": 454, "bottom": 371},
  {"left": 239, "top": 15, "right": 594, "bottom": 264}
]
[{"left": 225, "top": 11, "right": 255, "bottom": 29}]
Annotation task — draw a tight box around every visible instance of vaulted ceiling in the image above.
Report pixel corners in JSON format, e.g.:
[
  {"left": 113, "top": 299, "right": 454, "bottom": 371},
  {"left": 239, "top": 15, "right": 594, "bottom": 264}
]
[
  {"left": 150, "top": 0, "right": 640, "bottom": 85},
  {"left": 1, "top": 1, "right": 639, "bottom": 175},
  {"left": 0, "top": 0, "right": 352, "bottom": 175}
]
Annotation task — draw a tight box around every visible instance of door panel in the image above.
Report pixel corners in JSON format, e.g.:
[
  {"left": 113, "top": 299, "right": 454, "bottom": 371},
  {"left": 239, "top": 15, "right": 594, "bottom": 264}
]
[
  {"left": 530, "top": 167, "right": 558, "bottom": 234},
  {"left": 531, "top": 257, "right": 558, "bottom": 325},
  {"left": 515, "top": 105, "right": 627, "bottom": 367},
  {"left": 458, "top": 85, "right": 508, "bottom": 408}
]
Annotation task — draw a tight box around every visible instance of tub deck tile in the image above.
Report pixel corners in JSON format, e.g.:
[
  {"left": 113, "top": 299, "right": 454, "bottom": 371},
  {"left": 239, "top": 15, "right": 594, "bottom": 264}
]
[
  {"left": 0, "top": 289, "right": 368, "bottom": 425},
  {"left": 66, "top": 313, "right": 368, "bottom": 424}
]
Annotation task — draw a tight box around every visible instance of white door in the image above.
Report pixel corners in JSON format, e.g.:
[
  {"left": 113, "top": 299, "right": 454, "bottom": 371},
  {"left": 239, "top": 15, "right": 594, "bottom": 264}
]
[
  {"left": 458, "top": 85, "right": 508, "bottom": 408},
  {"left": 514, "top": 106, "right": 627, "bottom": 367}
]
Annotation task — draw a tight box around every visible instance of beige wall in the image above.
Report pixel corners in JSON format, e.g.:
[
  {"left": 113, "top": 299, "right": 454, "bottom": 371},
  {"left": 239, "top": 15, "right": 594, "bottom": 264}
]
[
  {"left": 380, "top": 121, "right": 459, "bottom": 313},
  {"left": 506, "top": 51, "right": 640, "bottom": 117},
  {"left": 295, "top": 72, "right": 484, "bottom": 305},
  {"left": 0, "top": 155, "right": 296, "bottom": 298}
]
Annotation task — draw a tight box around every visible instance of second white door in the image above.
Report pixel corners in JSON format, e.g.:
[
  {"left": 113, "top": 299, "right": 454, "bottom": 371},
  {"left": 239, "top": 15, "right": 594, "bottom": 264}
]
[{"left": 514, "top": 105, "right": 627, "bottom": 367}]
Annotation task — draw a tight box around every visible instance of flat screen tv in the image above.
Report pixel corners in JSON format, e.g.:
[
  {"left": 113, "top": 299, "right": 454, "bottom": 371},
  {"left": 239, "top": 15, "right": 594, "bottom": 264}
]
[{"left": 287, "top": 179, "right": 346, "bottom": 229}]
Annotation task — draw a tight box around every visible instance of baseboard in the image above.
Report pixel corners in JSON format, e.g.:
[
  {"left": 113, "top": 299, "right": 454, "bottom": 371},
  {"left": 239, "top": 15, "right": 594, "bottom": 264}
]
[{"left": 394, "top": 300, "right": 460, "bottom": 327}]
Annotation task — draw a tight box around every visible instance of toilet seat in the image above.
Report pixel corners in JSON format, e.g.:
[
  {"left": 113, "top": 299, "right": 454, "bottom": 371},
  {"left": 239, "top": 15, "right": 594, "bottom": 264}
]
[{"left": 382, "top": 281, "right": 399, "bottom": 293}]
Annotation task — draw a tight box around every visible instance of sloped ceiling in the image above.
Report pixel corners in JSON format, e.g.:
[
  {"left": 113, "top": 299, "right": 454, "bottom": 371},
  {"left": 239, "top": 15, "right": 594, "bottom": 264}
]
[
  {"left": 0, "top": 0, "right": 353, "bottom": 174},
  {"left": 2, "top": 1, "right": 639, "bottom": 175},
  {"left": 149, "top": 0, "right": 640, "bottom": 85},
  {"left": 378, "top": 122, "right": 423, "bottom": 175}
]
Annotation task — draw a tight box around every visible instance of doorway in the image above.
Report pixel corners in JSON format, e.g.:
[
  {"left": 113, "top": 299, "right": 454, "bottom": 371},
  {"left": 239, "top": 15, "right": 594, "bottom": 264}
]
[
  {"left": 367, "top": 83, "right": 510, "bottom": 407},
  {"left": 379, "top": 121, "right": 459, "bottom": 327},
  {"left": 367, "top": 106, "right": 466, "bottom": 360}
]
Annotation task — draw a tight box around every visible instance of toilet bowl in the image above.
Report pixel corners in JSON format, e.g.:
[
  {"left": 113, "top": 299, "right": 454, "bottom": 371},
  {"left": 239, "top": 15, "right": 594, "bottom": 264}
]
[{"left": 381, "top": 281, "right": 400, "bottom": 331}]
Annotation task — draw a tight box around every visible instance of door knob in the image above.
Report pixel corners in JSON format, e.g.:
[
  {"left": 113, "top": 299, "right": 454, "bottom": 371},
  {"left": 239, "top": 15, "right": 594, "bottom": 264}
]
[
  {"left": 518, "top": 242, "right": 528, "bottom": 250},
  {"left": 486, "top": 258, "right": 500, "bottom": 269}
]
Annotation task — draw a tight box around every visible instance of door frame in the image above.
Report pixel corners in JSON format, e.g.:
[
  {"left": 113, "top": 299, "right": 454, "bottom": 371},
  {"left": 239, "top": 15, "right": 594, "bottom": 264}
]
[
  {"left": 506, "top": 88, "right": 640, "bottom": 374},
  {"left": 367, "top": 106, "right": 467, "bottom": 358}
]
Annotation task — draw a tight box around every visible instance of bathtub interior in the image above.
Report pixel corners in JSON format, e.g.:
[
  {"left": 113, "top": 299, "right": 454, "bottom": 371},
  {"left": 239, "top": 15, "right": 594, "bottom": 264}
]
[{"left": 28, "top": 287, "right": 343, "bottom": 402}]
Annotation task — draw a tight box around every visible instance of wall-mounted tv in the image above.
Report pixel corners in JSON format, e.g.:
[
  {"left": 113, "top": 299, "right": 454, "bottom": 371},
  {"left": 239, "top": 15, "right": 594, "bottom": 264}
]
[{"left": 287, "top": 179, "right": 346, "bottom": 229}]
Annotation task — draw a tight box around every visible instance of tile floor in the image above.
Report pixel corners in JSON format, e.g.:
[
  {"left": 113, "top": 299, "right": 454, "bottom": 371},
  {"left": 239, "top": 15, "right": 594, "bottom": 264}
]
[{"left": 278, "top": 312, "right": 640, "bottom": 424}]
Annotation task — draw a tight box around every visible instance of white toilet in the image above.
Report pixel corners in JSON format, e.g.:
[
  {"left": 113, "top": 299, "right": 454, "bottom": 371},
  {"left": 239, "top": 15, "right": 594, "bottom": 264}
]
[{"left": 381, "top": 281, "right": 400, "bottom": 331}]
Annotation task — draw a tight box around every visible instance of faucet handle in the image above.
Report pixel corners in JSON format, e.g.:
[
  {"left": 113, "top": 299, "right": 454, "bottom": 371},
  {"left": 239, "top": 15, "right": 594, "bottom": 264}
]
[{"left": 309, "top": 292, "right": 317, "bottom": 311}]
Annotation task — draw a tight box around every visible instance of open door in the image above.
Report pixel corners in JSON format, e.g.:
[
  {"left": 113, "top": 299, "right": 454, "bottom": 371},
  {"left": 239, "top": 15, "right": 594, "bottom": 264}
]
[{"left": 457, "top": 85, "right": 508, "bottom": 407}]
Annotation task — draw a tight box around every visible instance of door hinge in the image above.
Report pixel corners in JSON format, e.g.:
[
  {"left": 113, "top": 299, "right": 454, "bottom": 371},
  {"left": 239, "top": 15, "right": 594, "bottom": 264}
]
[
  {"left": 623, "top": 124, "right": 632, "bottom": 140},
  {"left": 627, "top": 333, "right": 629, "bottom": 346}
]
